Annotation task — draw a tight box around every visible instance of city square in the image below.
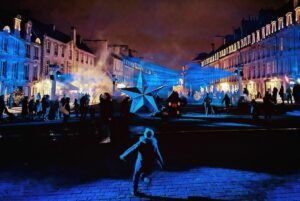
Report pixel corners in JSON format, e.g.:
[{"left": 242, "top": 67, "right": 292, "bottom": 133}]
[{"left": 1, "top": 0, "right": 300, "bottom": 200}]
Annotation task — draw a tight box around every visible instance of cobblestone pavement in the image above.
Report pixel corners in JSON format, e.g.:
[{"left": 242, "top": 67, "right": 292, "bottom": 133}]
[{"left": 0, "top": 167, "right": 300, "bottom": 201}]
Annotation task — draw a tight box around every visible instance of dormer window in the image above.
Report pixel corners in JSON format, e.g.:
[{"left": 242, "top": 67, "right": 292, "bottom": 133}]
[
  {"left": 247, "top": 35, "right": 251, "bottom": 45},
  {"left": 26, "top": 21, "right": 32, "bottom": 35},
  {"left": 35, "top": 38, "right": 41, "bottom": 44},
  {"left": 271, "top": 21, "right": 277, "bottom": 33},
  {"left": 252, "top": 32, "right": 256, "bottom": 44},
  {"left": 278, "top": 17, "right": 284, "bottom": 30},
  {"left": 295, "top": 7, "right": 300, "bottom": 23},
  {"left": 261, "top": 27, "right": 266, "bottom": 39},
  {"left": 14, "top": 15, "right": 21, "bottom": 32},
  {"left": 286, "top": 12, "right": 293, "bottom": 26},
  {"left": 256, "top": 30, "right": 260, "bottom": 42},
  {"left": 3, "top": 26, "right": 10, "bottom": 33},
  {"left": 266, "top": 24, "right": 271, "bottom": 36}
]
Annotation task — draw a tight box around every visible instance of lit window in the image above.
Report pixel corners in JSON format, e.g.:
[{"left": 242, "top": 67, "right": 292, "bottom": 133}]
[{"left": 295, "top": 7, "right": 300, "bottom": 22}]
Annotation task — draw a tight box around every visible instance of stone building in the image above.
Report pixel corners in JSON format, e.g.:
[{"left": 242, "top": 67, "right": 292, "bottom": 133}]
[
  {"left": 0, "top": 12, "right": 42, "bottom": 97},
  {"left": 199, "top": 0, "right": 300, "bottom": 99}
]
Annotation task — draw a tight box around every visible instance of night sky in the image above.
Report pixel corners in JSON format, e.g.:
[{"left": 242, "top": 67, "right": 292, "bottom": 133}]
[{"left": 8, "top": 0, "right": 286, "bottom": 69}]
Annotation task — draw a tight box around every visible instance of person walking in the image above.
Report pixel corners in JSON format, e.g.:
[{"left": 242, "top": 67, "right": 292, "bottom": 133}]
[
  {"left": 120, "top": 128, "right": 164, "bottom": 196},
  {"left": 279, "top": 85, "right": 284, "bottom": 105}
]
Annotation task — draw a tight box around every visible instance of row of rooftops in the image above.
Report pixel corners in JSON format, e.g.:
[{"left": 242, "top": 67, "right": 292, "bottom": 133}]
[
  {"left": 194, "top": 0, "right": 300, "bottom": 65},
  {"left": 0, "top": 10, "right": 93, "bottom": 54}
]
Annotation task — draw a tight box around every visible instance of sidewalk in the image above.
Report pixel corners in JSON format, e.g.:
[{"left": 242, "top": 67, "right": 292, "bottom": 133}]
[{"left": 0, "top": 167, "right": 299, "bottom": 200}]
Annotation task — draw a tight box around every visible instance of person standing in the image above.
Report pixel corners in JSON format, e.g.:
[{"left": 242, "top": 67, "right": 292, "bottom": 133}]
[
  {"left": 80, "top": 95, "right": 87, "bottom": 120},
  {"left": 272, "top": 87, "right": 278, "bottom": 104},
  {"left": 204, "top": 93, "right": 214, "bottom": 116},
  {"left": 120, "top": 128, "right": 164, "bottom": 196},
  {"left": 263, "top": 91, "right": 273, "bottom": 120},
  {"left": 28, "top": 96, "right": 35, "bottom": 120},
  {"left": 21, "top": 96, "right": 29, "bottom": 119},
  {"left": 73, "top": 99, "right": 79, "bottom": 117},
  {"left": 8, "top": 94, "right": 14, "bottom": 109},
  {"left": 0, "top": 95, "right": 6, "bottom": 121},
  {"left": 293, "top": 84, "right": 300, "bottom": 104},
  {"left": 279, "top": 85, "right": 284, "bottom": 105},
  {"left": 62, "top": 97, "right": 70, "bottom": 124},
  {"left": 286, "top": 87, "right": 293, "bottom": 104},
  {"left": 99, "top": 93, "right": 113, "bottom": 143},
  {"left": 222, "top": 93, "right": 231, "bottom": 108},
  {"left": 35, "top": 99, "right": 42, "bottom": 119}
]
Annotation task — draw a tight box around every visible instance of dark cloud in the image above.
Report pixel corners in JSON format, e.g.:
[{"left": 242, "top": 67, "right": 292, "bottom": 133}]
[{"left": 8, "top": 0, "right": 286, "bottom": 68}]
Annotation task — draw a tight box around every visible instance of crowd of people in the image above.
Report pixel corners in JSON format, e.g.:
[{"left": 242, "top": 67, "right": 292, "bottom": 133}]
[{"left": 1, "top": 83, "right": 300, "bottom": 123}]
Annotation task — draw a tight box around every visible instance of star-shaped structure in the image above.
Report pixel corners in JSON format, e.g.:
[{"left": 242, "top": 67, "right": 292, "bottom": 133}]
[{"left": 121, "top": 71, "right": 164, "bottom": 113}]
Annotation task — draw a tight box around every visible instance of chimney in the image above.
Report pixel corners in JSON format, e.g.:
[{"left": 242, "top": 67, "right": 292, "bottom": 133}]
[
  {"left": 71, "top": 26, "right": 76, "bottom": 45},
  {"left": 25, "top": 21, "right": 32, "bottom": 42},
  {"left": 14, "top": 15, "right": 22, "bottom": 37},
  {"left": 211, "top": 43, "right": 215, "bottom": 52},
  {"left": 294, "top": 0, "right": 299, "bottom": 8}
]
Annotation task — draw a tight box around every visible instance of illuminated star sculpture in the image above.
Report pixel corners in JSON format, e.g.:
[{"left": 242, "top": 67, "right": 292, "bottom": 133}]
[{"left": 121, "top": 71, "right": 164, "bottom": 113}]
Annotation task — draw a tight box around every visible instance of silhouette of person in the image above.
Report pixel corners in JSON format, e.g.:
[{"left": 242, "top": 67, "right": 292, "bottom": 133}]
[{"left": 120, "top": 128, "right": 164, "bottom": 196}]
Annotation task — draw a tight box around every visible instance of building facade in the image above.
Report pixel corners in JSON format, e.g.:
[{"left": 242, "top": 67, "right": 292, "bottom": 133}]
[
  {"left": 0, "top": 14, "right": 41, "bottom": 97},
  {"left": 200, "top": 1, "right": 300, "bottom": 99}
]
